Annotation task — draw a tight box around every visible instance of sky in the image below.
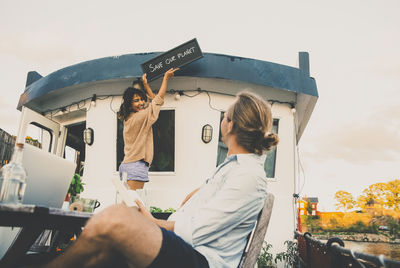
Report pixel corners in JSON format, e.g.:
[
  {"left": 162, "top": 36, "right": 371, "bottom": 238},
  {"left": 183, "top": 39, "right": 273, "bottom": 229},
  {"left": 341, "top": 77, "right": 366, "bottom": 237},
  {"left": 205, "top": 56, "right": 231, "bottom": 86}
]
[{"left": 0, "top": 0, "right": 399, "bottom": 211}]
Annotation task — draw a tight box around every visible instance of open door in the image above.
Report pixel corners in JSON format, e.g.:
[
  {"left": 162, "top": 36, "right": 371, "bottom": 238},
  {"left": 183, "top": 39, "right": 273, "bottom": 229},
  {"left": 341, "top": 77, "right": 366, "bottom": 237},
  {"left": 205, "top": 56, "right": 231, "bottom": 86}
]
[
  {"left": 16, "top": 107, "right": 67, "bottom": 156},
  {"left": 0, "top": 107, "right": 68, "bottom": 258}
]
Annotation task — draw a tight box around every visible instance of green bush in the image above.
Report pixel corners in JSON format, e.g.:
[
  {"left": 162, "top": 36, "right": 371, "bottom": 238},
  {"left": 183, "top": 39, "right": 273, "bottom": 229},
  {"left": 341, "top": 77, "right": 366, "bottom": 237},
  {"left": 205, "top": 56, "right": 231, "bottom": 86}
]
[
  {"left": 388, "top": 216, "right": 400, "bottom": 238},
  {"left": 150, "top": 206, "right": 176, "bottom": 213},
  {"left": 348, "top": 221, "right": 367, "bottom": 232},
  {"left": 68, "top": 174, "right": 84, "bottom": 196},
  {"left": 257, "top": 242, "right": 274, "bottom": 268},
  {"left": 150, "top": 206, "right": 163, "bottom": 213},
  {"left": 275, "top": 240, "right": 299, "bottom": 268},
  {"left": 324, "top": 221, "right": 379, "bottom": 234}
]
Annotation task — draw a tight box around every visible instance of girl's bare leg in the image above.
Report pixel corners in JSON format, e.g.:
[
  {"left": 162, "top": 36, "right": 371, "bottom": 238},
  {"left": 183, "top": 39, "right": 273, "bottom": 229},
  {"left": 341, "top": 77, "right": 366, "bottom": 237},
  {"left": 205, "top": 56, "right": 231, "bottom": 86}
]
[{"left": 127, "top": 180, "right": 145, "bottom": 190}]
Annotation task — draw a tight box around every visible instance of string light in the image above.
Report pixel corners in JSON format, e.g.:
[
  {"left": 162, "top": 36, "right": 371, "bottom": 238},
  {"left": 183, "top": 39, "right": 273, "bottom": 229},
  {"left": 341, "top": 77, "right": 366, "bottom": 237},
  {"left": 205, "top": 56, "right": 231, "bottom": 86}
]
[
  {"left": 91, "top": 94, "right": 97, "bottom": 107},
  {"left": 43, "top": 89, "right": 296, "bottom": 119},
  {"left": 174, "top": 91, "right": 183, "bottom": 101}
]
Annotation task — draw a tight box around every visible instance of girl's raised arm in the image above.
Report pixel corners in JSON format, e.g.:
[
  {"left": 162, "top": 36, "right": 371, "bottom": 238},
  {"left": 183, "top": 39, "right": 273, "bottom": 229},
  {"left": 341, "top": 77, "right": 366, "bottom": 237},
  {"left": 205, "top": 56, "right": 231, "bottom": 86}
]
[
  {"left": 141, "top": 73, "right": 155, "bottom": 100},
  {"left": 157, "top": 68, "right": 179, "bottom": 99}
]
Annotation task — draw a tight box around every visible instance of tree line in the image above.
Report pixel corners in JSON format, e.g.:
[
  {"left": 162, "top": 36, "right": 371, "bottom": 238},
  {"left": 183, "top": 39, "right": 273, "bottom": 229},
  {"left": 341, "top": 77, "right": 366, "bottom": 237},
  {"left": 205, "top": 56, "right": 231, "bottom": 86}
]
[{"left": 334, "top": 179, "right": 400, "bottom": 212}]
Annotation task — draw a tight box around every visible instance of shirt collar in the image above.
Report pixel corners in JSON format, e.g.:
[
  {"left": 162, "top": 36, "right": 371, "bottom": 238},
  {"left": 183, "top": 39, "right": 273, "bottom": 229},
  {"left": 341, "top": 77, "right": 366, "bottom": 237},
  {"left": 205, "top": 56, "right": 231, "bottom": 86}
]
[
  {"left": 235, "top": 153, "right": 266, "bottom": 165},
  {"left": 217, "top": 154, "right": 266, "bottom": 173}
]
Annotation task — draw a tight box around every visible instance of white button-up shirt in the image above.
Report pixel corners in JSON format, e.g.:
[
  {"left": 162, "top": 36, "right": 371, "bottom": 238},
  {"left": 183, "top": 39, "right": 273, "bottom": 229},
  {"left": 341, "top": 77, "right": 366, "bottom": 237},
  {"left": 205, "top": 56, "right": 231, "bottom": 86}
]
[{"left": 169, "top": 154, "right": 268, "bottom": 268}]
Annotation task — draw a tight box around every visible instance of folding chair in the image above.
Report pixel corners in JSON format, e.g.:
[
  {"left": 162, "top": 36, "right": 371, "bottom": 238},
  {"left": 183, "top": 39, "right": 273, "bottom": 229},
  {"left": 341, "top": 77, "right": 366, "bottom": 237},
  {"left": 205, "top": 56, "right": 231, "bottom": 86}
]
[{"left": 238, "top": 193, "right": 275, "bottom": 268}]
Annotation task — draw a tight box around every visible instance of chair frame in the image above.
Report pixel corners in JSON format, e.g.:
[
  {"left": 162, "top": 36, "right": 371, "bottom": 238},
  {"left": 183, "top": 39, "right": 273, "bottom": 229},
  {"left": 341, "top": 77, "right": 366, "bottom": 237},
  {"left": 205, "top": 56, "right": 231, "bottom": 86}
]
[{"left": 238, "top": 193, "right": 275, "bottom": 268}]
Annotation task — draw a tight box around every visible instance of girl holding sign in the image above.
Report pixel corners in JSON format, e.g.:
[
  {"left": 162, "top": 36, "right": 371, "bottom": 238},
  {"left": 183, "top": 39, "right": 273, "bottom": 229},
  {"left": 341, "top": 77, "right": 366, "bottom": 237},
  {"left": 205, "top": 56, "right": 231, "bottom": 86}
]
[{"left": 118, "top": 68, "right": 179, "bottom": 190}]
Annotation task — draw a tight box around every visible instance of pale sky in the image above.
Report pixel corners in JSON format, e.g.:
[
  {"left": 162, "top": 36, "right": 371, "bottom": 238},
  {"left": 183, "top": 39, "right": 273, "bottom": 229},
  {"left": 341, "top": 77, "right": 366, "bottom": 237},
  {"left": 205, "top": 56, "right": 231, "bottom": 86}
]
[{"left": 1, "top": 0, "right": 399, "bottom": 211}]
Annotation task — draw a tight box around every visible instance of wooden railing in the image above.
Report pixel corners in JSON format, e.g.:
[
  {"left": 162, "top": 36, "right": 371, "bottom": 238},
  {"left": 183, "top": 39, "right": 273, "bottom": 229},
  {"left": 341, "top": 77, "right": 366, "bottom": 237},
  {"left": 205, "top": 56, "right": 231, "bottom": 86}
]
[
  {"left": 296, "top": 231, "right": 400, "bottom": 268},
  {"left": 0, "top": 128, "right": 16, "bottom": 168}
]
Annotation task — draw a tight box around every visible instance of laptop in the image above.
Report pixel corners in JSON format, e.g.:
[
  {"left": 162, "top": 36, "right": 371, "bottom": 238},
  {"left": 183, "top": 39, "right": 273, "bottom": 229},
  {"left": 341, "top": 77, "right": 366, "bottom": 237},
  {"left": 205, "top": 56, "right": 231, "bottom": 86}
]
[
  {"left": 22, "top": 143, "right": 76, "bottom": 208},
  {"left": 0, "top": 144, "right": 76, "bottom": 258}
]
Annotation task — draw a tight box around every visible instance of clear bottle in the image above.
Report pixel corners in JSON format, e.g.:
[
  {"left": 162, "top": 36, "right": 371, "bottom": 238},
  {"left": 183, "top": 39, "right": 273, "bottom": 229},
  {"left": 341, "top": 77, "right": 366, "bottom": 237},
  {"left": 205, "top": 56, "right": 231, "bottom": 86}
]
[{"left": 0, "top": 143, "right": 27, "bottom": 204}]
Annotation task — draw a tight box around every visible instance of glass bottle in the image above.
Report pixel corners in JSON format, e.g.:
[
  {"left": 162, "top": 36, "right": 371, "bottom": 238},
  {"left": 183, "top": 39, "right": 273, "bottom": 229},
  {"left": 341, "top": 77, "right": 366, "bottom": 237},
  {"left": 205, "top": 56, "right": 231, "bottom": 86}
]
[{"left": 0, "top": 143, "right": 27, "bottom": 204}]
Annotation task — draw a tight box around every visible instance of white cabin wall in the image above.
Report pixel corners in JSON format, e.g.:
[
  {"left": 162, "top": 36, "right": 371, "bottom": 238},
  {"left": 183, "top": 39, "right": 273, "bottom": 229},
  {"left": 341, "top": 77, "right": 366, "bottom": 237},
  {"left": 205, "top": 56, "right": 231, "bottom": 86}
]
[
  {"left": 267, "top": 103, "right": 297, "bottom": 255},
  {"left": 65, "top": 87, "right": 298, "bottom": 255},
  {"left": 80, "top": 99, "right": 118, "bottom": 207}
]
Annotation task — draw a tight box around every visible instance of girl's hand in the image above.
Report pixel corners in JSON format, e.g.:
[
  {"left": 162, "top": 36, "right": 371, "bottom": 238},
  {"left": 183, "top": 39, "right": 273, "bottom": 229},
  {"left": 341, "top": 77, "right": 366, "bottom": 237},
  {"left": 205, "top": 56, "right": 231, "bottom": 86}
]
[
  {"left": 142, "top": 73, "right": 148, "bottom": 85},
  {"left": 163, "top": 68, "right": 179, "bottom": 81}
]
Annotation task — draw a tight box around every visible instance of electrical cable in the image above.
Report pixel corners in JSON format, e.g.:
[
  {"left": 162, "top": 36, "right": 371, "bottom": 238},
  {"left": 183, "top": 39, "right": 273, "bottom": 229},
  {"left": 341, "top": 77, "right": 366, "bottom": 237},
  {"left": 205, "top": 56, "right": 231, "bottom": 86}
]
[
  {"left": 43, "top": 89, "right": 297, "bottom": 127},
  {"left": 294, "top": 113, "right": 306, "bottom": 195},
  {"left": 181, "top": 91, "right": 202, "bottom": 98},
  {"left": 110, "top": 95, "right": 118, "bottom": 114},
  {"left": 42, "top": 94, "right": 120, "bottom": 116},
  {"left": 204, "top": 90, "right": 225, "bottom": 112}
]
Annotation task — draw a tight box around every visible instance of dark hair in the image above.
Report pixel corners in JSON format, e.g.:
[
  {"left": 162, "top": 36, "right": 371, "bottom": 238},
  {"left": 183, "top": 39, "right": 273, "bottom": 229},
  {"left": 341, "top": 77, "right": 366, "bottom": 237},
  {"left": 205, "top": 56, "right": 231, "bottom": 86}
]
[
  {"left": 132, "top": 78, "right": 144, "bottom": 91},
  {"left": 226, "top": 91, "right": 279, "bottom": 155},
  {"left": 117, "top": 87, "right": 147, "bottom": 121}
]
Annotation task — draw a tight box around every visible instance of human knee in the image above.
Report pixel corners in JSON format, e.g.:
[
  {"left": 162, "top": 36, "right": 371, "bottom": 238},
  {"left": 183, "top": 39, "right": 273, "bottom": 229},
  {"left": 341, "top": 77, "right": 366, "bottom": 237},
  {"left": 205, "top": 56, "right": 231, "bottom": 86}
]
[{"left": 83, "top": 204, "right": 135, "bottom": 239}]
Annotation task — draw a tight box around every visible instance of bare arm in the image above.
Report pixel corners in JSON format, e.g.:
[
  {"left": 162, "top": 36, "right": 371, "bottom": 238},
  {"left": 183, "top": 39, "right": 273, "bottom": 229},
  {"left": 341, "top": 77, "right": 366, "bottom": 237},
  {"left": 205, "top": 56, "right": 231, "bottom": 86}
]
[
  {"left": 180, "top": 188, "right": 200, "bottom": 207},
  {"left": 141, "top": 73, "right": 155, "bottom": 99},
  {"left": 157, "top": 68, "right": 179, "bottom": 99},
  {"left": 135, "top": 200, "right": 175, "bottom": 231}
]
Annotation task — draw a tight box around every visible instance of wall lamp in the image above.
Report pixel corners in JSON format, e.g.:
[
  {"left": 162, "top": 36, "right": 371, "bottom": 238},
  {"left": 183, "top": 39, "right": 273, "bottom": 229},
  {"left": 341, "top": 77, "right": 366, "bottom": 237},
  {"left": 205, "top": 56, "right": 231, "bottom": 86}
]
[
  {"left": 83, "top": 127, "right": 94, "bottom": 146},
  {"left": 201, "top": 124, "right": 213, "bottom": 144}
]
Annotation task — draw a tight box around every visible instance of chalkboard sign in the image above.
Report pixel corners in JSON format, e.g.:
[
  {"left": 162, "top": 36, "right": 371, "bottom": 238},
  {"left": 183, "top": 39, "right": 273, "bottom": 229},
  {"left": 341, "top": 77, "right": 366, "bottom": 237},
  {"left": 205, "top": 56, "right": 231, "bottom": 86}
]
[{"left": 141, "top": 38, "right": 203, "bottom": 81}]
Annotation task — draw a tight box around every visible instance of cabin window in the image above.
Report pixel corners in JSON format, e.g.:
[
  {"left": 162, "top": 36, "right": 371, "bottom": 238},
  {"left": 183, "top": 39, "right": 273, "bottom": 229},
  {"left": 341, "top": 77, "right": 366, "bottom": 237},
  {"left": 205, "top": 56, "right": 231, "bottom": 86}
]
[
  {"left": 216, "top": 112, "right": 279, "bottom": 178},
  {"left": 116, "top": 110, "right": 175, "bottom": 172},
  {"left": 26, "top": 123, "right": 53, "bottom": 152}
]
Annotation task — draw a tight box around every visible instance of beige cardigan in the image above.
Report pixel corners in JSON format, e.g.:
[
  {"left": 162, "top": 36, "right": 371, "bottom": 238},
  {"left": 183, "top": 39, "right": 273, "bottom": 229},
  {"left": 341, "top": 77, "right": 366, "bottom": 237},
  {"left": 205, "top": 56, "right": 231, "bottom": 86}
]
[{"left": 122, "top": 95, "right": 164, "bottom": 165}]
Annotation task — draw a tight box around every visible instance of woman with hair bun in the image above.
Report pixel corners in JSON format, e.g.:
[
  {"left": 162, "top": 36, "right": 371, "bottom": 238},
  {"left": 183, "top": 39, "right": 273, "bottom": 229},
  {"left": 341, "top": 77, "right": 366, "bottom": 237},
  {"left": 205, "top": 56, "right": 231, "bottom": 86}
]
[{"left": 117, "top": 68, "right": 179, "bottom": 190}]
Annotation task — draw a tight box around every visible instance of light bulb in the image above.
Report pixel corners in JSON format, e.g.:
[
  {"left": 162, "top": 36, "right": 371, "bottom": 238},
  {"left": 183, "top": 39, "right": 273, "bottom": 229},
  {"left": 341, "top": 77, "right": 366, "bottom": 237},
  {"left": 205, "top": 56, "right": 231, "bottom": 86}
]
[{"left": 91, "top": 94, "right": 97, "bottom": 107}]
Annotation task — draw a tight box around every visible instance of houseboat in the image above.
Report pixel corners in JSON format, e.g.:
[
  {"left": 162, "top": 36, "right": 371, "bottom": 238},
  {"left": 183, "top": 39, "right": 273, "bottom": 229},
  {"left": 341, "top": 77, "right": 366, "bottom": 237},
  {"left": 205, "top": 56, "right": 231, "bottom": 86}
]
[{"left": 14, "top": 51, "right": 318, "bottom": 255}]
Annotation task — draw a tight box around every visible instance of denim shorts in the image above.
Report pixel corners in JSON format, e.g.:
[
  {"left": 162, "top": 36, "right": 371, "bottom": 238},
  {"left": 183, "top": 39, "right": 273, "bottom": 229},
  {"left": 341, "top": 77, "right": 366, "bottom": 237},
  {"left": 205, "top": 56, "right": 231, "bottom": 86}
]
[
  {"left": 119, "top": 160, "right": 149, "bottom": 182},
  {"left": 148, "top": 227, "right": 209, "bottom": 268}
]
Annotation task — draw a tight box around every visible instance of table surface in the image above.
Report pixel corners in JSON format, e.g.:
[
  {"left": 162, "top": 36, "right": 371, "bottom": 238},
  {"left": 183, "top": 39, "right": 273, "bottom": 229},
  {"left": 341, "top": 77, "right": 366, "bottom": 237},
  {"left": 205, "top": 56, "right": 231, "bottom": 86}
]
[
  {"left": 0, "top": 204, "right": 172, "bottom": 267},
  {"left": 0, "top": 203, "right": 93, "bottom": 267},
  {"left": 0, "top": 203, "right": 93, "bottom": 228}
]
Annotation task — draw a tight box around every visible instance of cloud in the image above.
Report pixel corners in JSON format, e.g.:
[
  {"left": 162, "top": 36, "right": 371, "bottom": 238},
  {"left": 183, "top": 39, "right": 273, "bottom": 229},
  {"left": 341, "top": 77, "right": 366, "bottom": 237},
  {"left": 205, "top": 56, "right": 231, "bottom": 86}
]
[
  {"left": 0, "top": 33, "right": 78, "bottom": 66},
  {"left": 302, "top": 104, "right": 400, "bottom": 164}
]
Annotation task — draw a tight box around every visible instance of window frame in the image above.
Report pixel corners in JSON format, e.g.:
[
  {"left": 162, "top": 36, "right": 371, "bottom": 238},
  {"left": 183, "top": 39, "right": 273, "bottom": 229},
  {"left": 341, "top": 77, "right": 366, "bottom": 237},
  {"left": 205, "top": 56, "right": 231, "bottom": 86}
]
[{"left": 116, "top": 108, "right": 176, "bottom": 175}]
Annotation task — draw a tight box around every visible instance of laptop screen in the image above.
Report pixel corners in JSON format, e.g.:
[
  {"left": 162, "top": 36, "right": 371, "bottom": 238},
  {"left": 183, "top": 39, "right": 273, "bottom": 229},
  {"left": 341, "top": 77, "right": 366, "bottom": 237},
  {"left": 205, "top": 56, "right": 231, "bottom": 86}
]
[{"left": 22, "top": 143, "right": 76, "bottom": 208}]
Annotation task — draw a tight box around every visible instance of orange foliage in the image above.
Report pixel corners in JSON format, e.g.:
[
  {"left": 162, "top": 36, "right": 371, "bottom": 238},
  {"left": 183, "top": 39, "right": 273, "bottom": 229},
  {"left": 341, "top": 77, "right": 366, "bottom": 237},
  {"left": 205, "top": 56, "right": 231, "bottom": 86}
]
[
  {"left": 318, "top": 212, "right": 371, "bottom": 229},
  {"left": 301, "top": 209, "right": 400, "bottom": 231}
]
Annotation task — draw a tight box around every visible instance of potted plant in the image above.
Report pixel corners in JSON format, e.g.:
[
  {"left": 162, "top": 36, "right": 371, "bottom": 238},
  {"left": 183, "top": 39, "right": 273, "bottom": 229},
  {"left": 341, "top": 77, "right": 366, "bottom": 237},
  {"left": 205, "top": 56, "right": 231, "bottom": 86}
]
[
  {"left": 150, "top": 206, "right": 176, "bottom": 220},
  {"left": 274, "top": 240, "right": 299, "bottom": 268},
  {"left": 257, "top": 242, "right": 276, "bottom": 268},
  {"left": 65, "top": 174, "right": 85, "bottom": 202}
]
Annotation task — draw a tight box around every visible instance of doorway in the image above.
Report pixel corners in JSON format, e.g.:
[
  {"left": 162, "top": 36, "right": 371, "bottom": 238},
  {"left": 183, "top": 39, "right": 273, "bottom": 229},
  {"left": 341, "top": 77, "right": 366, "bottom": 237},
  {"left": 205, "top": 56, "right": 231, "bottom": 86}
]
[{"left": 64, "top": 121, "right": 86, "bottom": 176}]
